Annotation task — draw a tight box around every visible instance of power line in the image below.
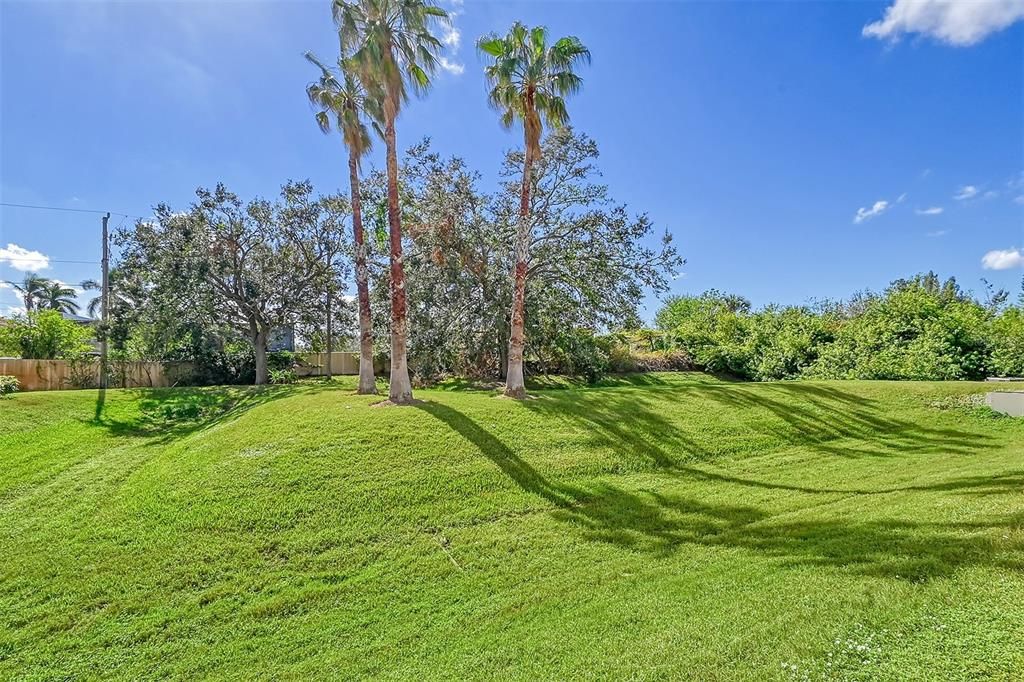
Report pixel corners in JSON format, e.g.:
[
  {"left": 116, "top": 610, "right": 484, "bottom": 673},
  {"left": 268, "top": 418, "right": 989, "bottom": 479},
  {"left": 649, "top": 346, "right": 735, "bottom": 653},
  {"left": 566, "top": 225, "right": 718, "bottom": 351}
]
[
  {"left": 0, "top": 202, "right": 143, "bottom": 221},
  {"left": 1, "top": 257, "right": 101, "bottom": 265}
]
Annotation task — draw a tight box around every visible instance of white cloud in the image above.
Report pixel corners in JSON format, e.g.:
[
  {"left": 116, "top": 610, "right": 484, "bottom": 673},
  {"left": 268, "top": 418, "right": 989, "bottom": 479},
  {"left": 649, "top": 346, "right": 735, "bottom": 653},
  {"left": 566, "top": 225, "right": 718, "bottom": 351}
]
[
  {"left": 436, "top": 0, "right": 464, "bottom": 76},
  {"left": 863, "top": 0, "right": 1024, "bottom": 46},
  {"left": 0, "top": 243, "right": 50, "bottom": 271},
  {"left": 442, "top": 25, "right": 461, "bottom": 49},
  {"left": 915, "top": 206, "right": 944, "bottom": 215},
  {"left": 954, "top": 185, "right": 979, "bottom": 200},
  {"left": 982, "top": 190, "right": 999, "bottom": 200},
  {"left": 982, "top": 248, "right": 1024, "bottom": 270},
  {"left": 439, "top": 57, "right": 465, "bottom": 75},
  {"left": 1, "top": 305, "right": 27, "bottom": 318},
  {"left": 1014, "top": 195, "right": 1024, "bottom": 205},
  {"left": 926, "top": 229, "right": 950, "bottom": 237},
  {"left": 897, "top": 192, "right": 908, "bottom": 203},
  {"left": 853, "top": 200, "right": 890, "bottom": 224}
]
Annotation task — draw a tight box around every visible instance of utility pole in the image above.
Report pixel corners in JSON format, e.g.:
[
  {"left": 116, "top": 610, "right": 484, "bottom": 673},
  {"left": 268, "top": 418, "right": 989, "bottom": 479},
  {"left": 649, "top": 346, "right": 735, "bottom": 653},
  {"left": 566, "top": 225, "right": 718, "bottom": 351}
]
[{"left": 100, "top": 212, "right": 110, "bottom": 389}]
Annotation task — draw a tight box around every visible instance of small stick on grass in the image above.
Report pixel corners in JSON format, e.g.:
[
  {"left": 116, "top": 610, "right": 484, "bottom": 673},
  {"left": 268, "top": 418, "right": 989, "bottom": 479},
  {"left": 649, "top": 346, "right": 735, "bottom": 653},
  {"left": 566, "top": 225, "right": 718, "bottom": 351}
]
[{"left": 432, "top": 533, "right": 463, "bottom": 572}]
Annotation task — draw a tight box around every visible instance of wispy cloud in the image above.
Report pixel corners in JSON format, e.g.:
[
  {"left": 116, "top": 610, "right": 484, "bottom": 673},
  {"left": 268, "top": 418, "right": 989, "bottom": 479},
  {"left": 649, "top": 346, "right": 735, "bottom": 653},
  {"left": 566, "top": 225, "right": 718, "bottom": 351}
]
[
  {"left": 853, "top": 200, "right": 890, "bottom": 224},
  {"left": 864, "top": 0, "right": 1024, "bottom": 46},
  {"left": 439, "top": 57, "right": 465, "bottom": 76},
  {"left": 954, "top": 185, "right": 979, "bottom": 200},
  {"left": 1, "top": 305, "right": 27, "bottom": 317},
  {"left": 926, "top": 229, "right": 950, "bottom": 237},
  {"left": 982, "top": 248, "right": 1024, "bottom": 270},
  {"left": 1014, "top": 195, "right": 1024, "bottom": 205},
  {"left": 0, "top": 243, "right": 50, "bottom": 272},
  {"left": 438, "top": 0, "right": 465, "bottom": 75},
  {"left": 915, "top": 206, "right": 944, "bottom": 215}
]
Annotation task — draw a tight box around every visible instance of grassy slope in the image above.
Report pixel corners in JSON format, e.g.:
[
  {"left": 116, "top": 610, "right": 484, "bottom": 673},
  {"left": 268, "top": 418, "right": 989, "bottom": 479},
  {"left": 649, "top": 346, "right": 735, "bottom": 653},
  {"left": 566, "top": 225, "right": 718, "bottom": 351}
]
[{"left": 1, "top": 374, "right": 1022, "bottom": 680}]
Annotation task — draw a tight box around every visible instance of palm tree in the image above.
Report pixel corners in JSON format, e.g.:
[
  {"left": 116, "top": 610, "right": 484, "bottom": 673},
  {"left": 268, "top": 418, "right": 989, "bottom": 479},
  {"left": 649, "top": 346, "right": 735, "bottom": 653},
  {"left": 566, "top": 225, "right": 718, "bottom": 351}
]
[
  {"left": 6, "top": 273, "right": 50, "bottom": 313},
  {"left": 80, "top": 278, "right": 103, "bottom": 318},
  {"left": 333, "top": 0, "right": 449, "bottom": 404},
  {"left": 305, "top": 51, "right": 378, "bottom": 395},
  {"left": 38, "top": 281, "right": 80, "bottom": 315},
  {"left": 478, "top": 23, "right": 590, "bottom": 398}
]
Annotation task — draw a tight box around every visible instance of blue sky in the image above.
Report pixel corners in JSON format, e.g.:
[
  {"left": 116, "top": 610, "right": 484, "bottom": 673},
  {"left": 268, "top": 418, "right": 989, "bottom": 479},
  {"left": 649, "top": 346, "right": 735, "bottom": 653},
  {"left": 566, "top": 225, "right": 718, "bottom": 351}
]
[{"left": 2, "top": 0, "right": 1023, "bottom": 319}]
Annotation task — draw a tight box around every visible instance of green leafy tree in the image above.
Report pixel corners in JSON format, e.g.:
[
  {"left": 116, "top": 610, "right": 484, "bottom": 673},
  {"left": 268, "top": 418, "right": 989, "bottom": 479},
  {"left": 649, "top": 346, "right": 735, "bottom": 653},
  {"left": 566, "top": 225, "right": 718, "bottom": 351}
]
[
  {"left": 0, "top": 310, "right": 93, "bottom": 359},
  {"left": 362, "top": 131, "right": 679, "bottom": 383},
  {"left": 118, "top": 182, "right": 348, "bottom": 385},
  {"left": 987, "top": 306, "right": 1024, "bottom": 377},
  {"left": 477, "top": 22, "right": 590, "bottom": 398},
  {"left": 334, "top": 0, "right": 450, "bottom": 404},
  {"left": 305, "top": 51, "right": 379, "bottom": 393}
]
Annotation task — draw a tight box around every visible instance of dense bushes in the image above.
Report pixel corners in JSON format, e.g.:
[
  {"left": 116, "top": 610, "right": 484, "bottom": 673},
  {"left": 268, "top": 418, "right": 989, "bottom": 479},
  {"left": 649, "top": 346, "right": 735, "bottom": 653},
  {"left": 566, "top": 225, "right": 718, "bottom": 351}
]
[
  {"left": 0, "top": 310, "right": 94, "bottom": 360},
  {"left": 654, "top": 273, "right": 1024, "bottom": 382}
]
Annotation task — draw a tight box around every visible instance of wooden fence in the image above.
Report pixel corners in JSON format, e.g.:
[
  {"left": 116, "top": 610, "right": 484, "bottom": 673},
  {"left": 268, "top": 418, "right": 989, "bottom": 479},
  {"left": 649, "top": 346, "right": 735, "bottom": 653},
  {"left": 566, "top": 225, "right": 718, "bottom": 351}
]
[
  {"left": 1, "top": 352, "right": 369, "bottom": 392},
  {"left": 295, "top": 352, "right": 362, "bottom": 376},
  {"left": 0, "top": 358, "right": 193, "bottom": 392}
]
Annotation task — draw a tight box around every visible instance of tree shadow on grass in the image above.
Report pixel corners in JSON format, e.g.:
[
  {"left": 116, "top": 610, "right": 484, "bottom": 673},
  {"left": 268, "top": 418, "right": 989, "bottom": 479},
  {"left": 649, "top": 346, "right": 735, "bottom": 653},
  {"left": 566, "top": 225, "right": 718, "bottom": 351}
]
[
  {"left": 415, "top": 393, "right": 1021, "bottom": 579},
  {"left": 522, "top": 381, "right": 996, "bottom": 467},
  {"left": 87, "top": 383, "right": 320, "bottom": 444}
]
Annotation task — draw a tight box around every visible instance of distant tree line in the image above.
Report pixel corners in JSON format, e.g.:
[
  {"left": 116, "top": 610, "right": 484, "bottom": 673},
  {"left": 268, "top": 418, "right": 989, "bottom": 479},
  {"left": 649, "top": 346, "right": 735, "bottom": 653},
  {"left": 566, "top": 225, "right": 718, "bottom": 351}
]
[{"left": 648, "top": 273, "right": 1024, "bottom": 381}]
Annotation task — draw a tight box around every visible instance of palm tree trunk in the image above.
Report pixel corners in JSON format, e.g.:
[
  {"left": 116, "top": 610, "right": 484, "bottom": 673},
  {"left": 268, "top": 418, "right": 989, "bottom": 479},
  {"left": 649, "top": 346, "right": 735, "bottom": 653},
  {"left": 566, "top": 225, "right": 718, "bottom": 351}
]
[
  {"left": 350, "top": 151, "right": 377, "bottom": 395},
  {"left": 504, "top": 139, "right": 534, "bottom": 399},
  {"left": 384, "top": 109, "right": 413, "bottom": 403}
]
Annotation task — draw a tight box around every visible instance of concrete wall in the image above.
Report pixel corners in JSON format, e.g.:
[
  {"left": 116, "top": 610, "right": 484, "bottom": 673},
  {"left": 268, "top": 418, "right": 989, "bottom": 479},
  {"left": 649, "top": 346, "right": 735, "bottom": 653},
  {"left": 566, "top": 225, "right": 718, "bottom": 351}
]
[{"left": 986, "top": 391, "right": 1024, "bottom": 417}]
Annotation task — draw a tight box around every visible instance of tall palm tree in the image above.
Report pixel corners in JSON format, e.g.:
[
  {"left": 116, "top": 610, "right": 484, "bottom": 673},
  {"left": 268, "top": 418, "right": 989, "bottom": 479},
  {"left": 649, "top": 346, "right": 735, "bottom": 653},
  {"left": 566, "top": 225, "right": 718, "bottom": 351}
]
[
  {"left": 478, "top": 23, "right": 590, "bottom": 398},
  {"left": 6, "top": 273, "right": 50, "bottom": 313},
  {"left": 38, "top": 281, "right": 80, "bottom": 315},
  {"left": 333, "top": 0, "right": 449, "bottom": 404},
  {"left": 80, "top": 278, "right": 103, "bottom": 318},
  {"left": 305, "top": 51, "right": 378, "bottom": 395}
]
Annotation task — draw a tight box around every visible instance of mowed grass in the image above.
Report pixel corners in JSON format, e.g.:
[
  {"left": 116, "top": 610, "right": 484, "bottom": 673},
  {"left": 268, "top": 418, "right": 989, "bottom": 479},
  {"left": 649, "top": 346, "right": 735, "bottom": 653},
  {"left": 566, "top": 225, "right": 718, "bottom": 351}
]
[{"left": 1, "top": 374, "right": 1022, "bottom": 680}]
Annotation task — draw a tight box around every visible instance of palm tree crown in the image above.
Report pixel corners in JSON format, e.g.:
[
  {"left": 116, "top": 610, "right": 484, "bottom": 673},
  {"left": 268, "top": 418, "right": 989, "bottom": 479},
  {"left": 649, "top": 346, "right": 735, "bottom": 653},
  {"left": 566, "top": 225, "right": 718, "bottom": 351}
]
[
  {"left": 38, "top": 281, "right": 80, "bottom": 315},
  {"left": 304, "top": 51, "right": 374, "bottom": 161},
  {"left": 332, "top": 0, "right": 449, "bottom": 118},
  {"left": 477, "top": 22, "right": 590, "bottom": 156},
  {"left": 6, "top": 273, "right": 50, "bottom": 313}
]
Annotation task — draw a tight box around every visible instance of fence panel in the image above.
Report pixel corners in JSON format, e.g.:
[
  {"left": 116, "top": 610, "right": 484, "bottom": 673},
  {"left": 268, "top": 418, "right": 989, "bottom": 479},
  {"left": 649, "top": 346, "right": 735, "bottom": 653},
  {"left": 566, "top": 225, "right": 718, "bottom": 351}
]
[
  {"left": 0, "top": 358, "right": 192, "bottom": 392},
  {"left": 295, "top": 352, "right": 361, "bottom": 376}
]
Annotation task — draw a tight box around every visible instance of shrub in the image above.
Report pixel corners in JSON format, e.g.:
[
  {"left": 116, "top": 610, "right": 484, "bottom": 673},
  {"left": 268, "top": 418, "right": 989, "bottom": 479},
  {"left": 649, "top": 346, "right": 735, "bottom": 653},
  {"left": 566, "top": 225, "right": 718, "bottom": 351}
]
[
  {"left": 269, "top": 368, "right": 297, "bottom": 385},
  {"left": 0, "top": 310, "right": 93, "bottom": 359},
  {"left": 0, "top": 375, "right": 18, "bottom": 397},
  {"left": 530, "top": 328, "right": 609, "bottom": 383},
  {"left": 990, "top": 307, "right": 1024, "bottom": 377},
  {"left": 268, "top": 351, "right": 299, "bottom": 372},
  {"left": 808, "top": 283, "right": 990, "bottom": 380},
  {"left": 631, "top": 349, "right": 694, "bottom": 372}
]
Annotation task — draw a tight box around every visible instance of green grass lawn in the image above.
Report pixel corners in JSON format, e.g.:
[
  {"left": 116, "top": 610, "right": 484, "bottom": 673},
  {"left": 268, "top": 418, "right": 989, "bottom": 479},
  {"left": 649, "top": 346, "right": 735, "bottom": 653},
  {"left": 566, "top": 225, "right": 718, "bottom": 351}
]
[{"left": 2, "top": 374, "right": 1022, "bottom": 680}]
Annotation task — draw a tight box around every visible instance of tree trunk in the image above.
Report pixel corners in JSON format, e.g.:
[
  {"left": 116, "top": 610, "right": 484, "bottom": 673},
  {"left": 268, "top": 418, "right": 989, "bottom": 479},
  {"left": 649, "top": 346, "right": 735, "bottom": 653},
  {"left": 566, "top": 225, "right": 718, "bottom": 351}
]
[
  {"left": 384, "top": 106, "right": 413, "bottom": 403},
  {"left": 253, "top": 327, "right": 269, "bottom": 385},
  {"left": 325, "top": 287, "right": 333, "bottom": 379},
  {"left": 504, "top": 134, "right": 535, "bottom": 399},
  {"left": 350, "top": 150, "right": 377, "bottom": 395}
]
